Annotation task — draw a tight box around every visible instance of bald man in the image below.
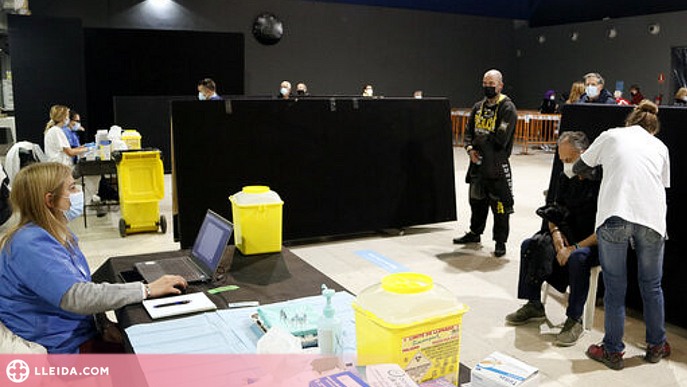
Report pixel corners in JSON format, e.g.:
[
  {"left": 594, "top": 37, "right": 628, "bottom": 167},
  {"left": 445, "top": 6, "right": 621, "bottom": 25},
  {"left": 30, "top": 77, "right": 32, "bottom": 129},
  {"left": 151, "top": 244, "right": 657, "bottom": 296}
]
[{"left": 453, "top": 69, "right": 517, "bottom": 257}]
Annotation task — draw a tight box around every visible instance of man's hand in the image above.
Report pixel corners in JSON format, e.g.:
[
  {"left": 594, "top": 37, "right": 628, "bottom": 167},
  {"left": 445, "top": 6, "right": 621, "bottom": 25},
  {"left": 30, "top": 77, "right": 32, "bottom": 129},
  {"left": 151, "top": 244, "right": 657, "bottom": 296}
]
[
  {"left": 551, "top": 231, "right": 567, "bottom": 253},
  {"left": 556, "top": 245, "right": 575, "bottom": 266},
  {"left": 469, "top": 149, "right": 481, "bottom": 164}
]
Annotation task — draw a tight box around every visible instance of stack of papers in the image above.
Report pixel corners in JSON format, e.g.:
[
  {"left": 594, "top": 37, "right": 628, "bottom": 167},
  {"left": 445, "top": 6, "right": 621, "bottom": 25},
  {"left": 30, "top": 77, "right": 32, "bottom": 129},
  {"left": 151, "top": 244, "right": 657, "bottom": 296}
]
[{"left": 143, "top": 292, "right": 217, "bottom": 319}]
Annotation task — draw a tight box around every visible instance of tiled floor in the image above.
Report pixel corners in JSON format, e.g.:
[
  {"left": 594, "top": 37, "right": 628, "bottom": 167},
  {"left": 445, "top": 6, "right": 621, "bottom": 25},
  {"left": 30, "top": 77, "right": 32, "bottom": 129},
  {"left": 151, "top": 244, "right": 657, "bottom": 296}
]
[{"left": 50, "top": 147, "right": 687, "bottom": 386}]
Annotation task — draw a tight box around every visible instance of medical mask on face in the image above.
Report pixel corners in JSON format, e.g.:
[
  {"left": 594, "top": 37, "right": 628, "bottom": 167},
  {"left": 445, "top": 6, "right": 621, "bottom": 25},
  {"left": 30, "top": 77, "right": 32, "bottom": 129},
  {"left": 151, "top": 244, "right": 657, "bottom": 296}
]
[
  {"left": 483, "top": 86, "right": 497, "bottom": 99},
  {"left": 280, "top": 88, "right": 289, "bottom": 96},
  {"left": 682, "top": 96, "right": 687, "bottom": 102},
  {"left": 64, "top": 118, "right": 70, "bottom": 126},
  {"left": 198, "top": 92, "right": 207, "bottom": 100},
  {"left": 364, "top": 89, "right": 373, "bottom": 96},
  {"left": 63, "top": 191, "right": 84, "bottom": 221},
  {"left": 563, "top": 162, "right": 576, "bottom": 179},
  {"left": 296, "top": 90, "right": 305, "bottom": 96},
  {"left": 71, "top": 122, "right": 81, "bottom": 131},
  {"left": 585, "top": 85, "right": 599, "bottom": 98}
]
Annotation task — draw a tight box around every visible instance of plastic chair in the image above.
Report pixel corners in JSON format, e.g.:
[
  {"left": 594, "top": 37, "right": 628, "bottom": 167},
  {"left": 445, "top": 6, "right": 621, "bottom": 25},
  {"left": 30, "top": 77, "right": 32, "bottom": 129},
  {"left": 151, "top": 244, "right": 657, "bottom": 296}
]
[{"left": 541, "top": 265, "right": 602, "bottom": 331}]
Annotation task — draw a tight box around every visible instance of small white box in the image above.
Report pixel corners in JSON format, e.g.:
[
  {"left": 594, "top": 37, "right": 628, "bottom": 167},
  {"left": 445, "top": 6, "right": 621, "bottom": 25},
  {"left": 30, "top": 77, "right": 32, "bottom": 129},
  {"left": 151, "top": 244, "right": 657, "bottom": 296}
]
[{"left": 471, "top": 352, "right": 538, "bottom": 387}]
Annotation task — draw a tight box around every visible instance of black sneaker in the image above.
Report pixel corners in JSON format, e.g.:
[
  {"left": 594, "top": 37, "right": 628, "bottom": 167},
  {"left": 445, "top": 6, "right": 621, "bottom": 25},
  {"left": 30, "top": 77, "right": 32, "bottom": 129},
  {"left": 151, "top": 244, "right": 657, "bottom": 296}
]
[
  {"left": 555, "top": 317, "right": 584, "bottom": 347},
  {"left": 645, "top": 341, "right": 671, "bottom": 363},
  {"left": 453, "top": 231, "right": 480, "bottom": 244},
  {"left": 495, "top": 242, "right": 506, "bottom": 257},
  {"left": 505, "top": 301, "right": 546, "bottom": 325}
]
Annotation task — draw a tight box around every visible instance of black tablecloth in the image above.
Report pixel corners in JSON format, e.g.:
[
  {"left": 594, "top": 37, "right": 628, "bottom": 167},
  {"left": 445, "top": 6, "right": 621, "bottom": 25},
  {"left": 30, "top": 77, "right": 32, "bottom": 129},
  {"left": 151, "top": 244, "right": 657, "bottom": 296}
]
[
  {"left": 91, "top": 246, "right": 346, "bottom": 330},
  {"left": 73, "top": 159, "right": 117, "bottom": 178}
]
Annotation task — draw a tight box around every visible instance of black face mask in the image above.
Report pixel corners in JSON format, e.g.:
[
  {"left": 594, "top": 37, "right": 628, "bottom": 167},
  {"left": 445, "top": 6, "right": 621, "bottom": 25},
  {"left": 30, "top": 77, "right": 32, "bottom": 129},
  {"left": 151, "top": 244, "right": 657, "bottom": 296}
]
[
  {"left": 296, "top": 90, "right": 305, "bottom": 96},
  {"left": 483, "top": 86, "right": 498, "bottom": 99}
]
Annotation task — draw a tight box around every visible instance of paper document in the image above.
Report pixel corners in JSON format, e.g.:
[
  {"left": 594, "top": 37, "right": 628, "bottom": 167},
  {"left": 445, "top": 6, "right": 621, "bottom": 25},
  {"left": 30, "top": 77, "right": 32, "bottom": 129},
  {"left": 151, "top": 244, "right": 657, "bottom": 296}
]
[
  {"left": 143, "top": 292, "right": 217, "bottom": 319},
  {"left": 366, "top": 364, "right": 419, "bottom": 387}
]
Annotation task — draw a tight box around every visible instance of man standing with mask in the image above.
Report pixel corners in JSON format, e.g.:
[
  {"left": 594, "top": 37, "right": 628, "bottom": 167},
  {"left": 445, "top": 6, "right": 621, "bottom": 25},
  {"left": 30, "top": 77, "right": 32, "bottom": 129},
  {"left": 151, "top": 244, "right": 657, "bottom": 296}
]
[
  {"left": 577, "top": 73, "right": 616, "bottom": 104},
  {"left": 453, "top": 69, "right": 517, "bottom": 257}
]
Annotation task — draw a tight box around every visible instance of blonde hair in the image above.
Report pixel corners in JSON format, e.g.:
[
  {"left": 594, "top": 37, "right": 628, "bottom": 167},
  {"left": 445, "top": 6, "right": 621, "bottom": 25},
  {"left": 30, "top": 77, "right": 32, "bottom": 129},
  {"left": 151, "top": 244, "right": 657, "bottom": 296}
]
[
  {"left": 0, "top": 162, "right": 75, "bottom": 252},
  {"left": 45, "top": 105, "right": 69, "bottom": 133},
  {"left": 625, "top": 100, "right": 660, "bottom": 134},
  {"left": 675, "top": 87, "right": 687, "bottom": 101},
  {"left": 566, "top": 82, "right": 585, "bottom": 104}
]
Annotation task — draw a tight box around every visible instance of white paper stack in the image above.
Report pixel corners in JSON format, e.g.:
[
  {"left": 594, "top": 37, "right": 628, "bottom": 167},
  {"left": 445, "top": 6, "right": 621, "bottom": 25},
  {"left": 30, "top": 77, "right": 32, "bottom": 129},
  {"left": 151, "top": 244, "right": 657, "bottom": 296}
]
[
  {"left": 471, "top": 352, "right": 539, "bottom": 387},
  {"left": 143, "top": 292, "right": 217, "bottom": 319}
]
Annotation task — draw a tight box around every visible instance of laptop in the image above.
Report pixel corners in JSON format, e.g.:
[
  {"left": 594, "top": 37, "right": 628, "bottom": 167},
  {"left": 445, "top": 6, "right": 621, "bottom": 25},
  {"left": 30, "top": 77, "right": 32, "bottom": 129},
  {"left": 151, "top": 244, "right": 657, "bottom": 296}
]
[{"left": 135, "top": 210, "right": 233, "bottom": 283}]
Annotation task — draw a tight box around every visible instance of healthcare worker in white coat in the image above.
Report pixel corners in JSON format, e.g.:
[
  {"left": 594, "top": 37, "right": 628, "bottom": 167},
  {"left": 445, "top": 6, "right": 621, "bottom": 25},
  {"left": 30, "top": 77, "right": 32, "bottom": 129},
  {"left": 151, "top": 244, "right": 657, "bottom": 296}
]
[{"left": 43, "top": 105, "right": 87, "bottom": 166}]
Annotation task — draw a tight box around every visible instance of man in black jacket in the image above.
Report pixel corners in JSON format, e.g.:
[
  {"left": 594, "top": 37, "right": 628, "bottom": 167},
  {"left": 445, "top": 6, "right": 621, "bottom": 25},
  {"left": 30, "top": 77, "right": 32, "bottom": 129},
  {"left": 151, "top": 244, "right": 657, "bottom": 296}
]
[
  {"left": 453, "top": 69, "right": 517, "bottom": 257},
  {"left": 505, "top": 131, "right": 601, "bottom": 347},
  {"left": 577, "top": 72, "right": 616, "bottom": 104}
]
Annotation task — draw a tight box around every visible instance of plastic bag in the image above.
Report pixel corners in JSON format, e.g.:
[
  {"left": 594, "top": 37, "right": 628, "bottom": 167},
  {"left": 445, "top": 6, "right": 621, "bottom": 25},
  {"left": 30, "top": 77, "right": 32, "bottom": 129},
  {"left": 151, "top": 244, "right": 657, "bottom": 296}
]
[
  {"left": 108, "top": 125, "right": 128, "bottom": 151},
  {"left": 256, "top": 326, "right": 302, "bottom": 354}
]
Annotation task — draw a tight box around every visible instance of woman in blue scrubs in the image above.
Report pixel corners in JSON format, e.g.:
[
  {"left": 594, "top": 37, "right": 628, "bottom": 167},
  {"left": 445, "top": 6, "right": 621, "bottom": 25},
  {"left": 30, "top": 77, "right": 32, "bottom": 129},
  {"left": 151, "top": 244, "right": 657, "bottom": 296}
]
[{"left": 0, "top": 162, "right": 186, "bottom": 353}]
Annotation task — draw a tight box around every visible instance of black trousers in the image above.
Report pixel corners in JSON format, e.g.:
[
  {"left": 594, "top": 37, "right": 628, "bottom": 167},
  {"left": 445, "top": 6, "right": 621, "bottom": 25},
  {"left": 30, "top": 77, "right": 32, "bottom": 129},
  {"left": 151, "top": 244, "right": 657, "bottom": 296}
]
[{"left": 469, "top": 195, "right": 510, "bottom": 243}]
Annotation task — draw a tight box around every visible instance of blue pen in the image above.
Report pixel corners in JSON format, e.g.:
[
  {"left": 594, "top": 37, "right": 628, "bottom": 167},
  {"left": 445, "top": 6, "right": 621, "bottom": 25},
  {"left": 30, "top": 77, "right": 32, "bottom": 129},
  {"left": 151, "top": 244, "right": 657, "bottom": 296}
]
[{"left": 154, "top": 300, "right": 191, "bottom": 308}]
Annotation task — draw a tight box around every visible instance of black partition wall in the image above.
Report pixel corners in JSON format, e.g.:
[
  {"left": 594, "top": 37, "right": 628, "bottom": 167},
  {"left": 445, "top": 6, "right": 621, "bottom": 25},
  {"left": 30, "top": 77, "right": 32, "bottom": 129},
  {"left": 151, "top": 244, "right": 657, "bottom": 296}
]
[
  {"left": 552, "top": 103, "right": 685, "bottom": 328},
  {"left": 172, "top": 98, "right": 457, "bottom": 249},
  {"left": 8, "top": 15, "right": 88, "bottom": 145}
]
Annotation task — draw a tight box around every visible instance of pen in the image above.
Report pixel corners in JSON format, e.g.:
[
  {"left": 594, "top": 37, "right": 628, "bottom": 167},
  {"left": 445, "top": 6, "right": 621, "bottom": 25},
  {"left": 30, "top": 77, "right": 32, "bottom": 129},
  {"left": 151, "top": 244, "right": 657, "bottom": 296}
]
[{"left": 154, "top": 300, "right": 191, "bottom": 308}]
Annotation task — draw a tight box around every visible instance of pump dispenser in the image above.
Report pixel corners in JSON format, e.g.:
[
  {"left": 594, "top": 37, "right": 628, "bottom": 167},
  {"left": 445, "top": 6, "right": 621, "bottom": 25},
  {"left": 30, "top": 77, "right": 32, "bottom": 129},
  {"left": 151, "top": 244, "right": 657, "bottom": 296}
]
[{"left": 317, "top": 284, "right": 342, "bottom": 355}]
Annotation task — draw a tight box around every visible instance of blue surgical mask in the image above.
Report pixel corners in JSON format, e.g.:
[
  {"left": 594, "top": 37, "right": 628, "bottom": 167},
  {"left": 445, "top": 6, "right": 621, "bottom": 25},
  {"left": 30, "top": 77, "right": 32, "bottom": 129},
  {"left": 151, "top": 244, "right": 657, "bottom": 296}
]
[
  {"left": 585, "top": 85, "right": 599, "bottom": 99},
  {"left": 280, "top": 87, "right": 289, "bottom": 96},
  {"left": 64, "top": 118, "right": 70, "bottom": 126},
  {"left": 71, "top": 122, "right": 81, "bottom": 131},
  {"left": 198, "top": 92, "right": 207, "bottom": 100},
  {"left": 63, "top": 191, "right": 84, "bottom": 221}
]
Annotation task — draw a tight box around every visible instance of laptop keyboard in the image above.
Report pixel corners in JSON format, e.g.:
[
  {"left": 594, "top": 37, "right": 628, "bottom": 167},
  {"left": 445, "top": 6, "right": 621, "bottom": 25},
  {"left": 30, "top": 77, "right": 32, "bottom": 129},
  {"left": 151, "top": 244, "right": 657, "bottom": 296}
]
[{"left": 158, "top": 258, "right": 205, "bottom": 282}]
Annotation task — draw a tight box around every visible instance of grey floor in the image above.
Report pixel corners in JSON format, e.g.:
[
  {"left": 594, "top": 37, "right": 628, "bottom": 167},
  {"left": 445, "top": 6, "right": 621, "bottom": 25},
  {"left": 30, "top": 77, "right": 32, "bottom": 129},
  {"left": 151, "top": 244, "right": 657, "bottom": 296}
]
[{"left": 32, "top": 147, "right": 687, "bottom": 386}]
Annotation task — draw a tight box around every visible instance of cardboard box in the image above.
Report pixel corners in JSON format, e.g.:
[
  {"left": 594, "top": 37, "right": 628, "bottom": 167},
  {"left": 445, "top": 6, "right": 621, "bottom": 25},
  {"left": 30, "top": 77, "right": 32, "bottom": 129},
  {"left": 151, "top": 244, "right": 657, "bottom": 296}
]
[{"left": 471, "top": 352, "right": 538, "bottom": 387}]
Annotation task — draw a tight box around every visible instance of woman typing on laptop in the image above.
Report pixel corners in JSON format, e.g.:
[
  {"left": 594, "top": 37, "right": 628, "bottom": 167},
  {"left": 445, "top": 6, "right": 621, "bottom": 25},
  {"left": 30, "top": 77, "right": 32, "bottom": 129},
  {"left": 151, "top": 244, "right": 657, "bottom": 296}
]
[{"left": 0, "top": 162, "right": 186, "bottom": 353}]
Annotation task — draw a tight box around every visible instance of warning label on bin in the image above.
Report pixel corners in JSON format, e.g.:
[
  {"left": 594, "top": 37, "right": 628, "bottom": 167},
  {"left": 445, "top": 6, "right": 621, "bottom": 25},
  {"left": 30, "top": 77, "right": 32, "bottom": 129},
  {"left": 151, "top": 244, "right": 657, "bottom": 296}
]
[{"left": 401, "top": 325, "right": 460, "bottom": 383}]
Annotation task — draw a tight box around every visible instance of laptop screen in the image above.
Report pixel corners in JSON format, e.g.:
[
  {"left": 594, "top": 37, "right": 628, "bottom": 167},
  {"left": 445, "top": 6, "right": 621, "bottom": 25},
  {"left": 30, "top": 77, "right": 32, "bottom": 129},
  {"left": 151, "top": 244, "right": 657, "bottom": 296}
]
[{"left": 191, "top": 210, "right": 234, "bottom": 273}]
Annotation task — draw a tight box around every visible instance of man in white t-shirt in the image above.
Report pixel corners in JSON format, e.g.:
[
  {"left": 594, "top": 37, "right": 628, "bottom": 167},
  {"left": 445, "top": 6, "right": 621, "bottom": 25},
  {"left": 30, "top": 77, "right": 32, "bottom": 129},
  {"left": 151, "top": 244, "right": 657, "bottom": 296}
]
[{"left": 573, "top": 101, "right": 670, "bottom": 370}]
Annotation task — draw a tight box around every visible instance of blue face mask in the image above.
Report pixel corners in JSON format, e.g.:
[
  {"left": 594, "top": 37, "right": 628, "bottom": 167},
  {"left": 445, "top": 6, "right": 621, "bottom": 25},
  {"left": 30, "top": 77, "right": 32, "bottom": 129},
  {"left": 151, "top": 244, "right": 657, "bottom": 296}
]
[
  {"left": 71, "top": 122, "right": 81, "bottom": 131},
  {"left": 198, "top": 92, "right": 207, "bottom": 100},
  {"left": 63, "top": 191, "right": 84, "bottom": 221}
]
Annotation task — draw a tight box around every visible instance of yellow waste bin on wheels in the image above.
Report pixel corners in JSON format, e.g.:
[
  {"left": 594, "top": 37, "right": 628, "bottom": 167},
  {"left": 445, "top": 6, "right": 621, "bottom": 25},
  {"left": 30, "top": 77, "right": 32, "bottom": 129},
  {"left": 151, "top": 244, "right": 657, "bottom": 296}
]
[{"left": 115, "top": 149, "right": 166, "bottom": 237}]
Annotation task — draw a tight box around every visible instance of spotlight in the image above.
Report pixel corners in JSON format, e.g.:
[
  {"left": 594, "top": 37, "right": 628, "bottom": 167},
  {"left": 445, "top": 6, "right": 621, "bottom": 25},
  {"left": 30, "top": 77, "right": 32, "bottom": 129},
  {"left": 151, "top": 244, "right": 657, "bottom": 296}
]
[
  {"left": 649, "top": 24, "right": 660, "bottom": 35},
  {"left": 571, "top": 31, "right": 579, "bottom": 42}
]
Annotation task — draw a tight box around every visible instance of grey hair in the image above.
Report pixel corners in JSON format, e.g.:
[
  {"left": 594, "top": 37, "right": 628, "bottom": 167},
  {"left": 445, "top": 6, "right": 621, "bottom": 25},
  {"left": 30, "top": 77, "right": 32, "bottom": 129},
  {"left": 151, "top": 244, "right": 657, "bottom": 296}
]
[
  {"left": 484, "top": 69, "right": 503, "bottom": 83},
  {"left": 583, "top": 72, "right": 604, "bottom": 85},
  {"left": 558, "top": 131, "right": 589, "bottom": 151}
]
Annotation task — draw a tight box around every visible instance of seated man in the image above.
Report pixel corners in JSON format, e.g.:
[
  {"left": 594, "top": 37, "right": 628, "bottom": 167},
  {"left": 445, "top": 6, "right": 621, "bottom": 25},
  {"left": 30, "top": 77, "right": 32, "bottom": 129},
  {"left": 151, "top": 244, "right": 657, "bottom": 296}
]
[
  {"left": 577, "top": 72, "right": 616, "bottom": 104},
  {"left": 505, "top": 131, "right": 601, "bottom": 346}
]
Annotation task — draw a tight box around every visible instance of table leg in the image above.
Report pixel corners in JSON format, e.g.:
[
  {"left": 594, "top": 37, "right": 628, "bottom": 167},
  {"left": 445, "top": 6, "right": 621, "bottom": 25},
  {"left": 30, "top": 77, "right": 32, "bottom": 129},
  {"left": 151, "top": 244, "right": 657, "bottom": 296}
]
[{"left": 82, "top": 175, "right": 88, "bottom": 228}]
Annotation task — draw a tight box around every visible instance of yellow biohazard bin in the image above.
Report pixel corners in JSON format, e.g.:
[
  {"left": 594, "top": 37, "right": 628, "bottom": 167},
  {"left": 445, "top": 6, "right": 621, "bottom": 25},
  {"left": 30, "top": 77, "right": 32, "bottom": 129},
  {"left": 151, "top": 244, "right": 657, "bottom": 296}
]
[
  {"left": 353, "top": 273, "right": 469, "bottom": 385},
  {"left": 115, "top": 149, "right": 166, "bottom": 237},
  {"left": 229, "top": 186, "right": 283, "bottom": 255},
  {"left": 121, "top": 130, "right": 142, "bottom": 150}
]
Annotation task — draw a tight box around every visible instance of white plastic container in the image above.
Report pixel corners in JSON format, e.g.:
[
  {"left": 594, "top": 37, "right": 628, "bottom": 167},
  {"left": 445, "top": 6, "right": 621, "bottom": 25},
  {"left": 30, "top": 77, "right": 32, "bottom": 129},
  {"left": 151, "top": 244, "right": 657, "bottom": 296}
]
[{"left": 353, "top": 273, "right": 469, "bottom": 384}]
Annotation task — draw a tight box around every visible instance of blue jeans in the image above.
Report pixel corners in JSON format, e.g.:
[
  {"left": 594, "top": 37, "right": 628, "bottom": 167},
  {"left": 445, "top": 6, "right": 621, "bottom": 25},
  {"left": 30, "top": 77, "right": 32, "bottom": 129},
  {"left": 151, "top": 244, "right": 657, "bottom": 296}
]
[
  {"left": 517, "top": 238, "right": 599, "bottom": 320},
  {"left": 597, "top": 217, "right": 666, "bottom": 353}
]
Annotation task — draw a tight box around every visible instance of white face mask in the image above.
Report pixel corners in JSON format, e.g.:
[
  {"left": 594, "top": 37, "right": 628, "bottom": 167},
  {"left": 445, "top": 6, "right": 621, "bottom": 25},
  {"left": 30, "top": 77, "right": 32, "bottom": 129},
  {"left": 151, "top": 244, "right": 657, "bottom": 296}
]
[
  {"left": 563, "top": 162, "right": 576, "bottom": 179},
  {"left": 198, "top": 92, "right": 206, "bottom": 100},
  {"left": 280, "top": 87, "right": 289, "bottom": 96},
  {"left": 585, "top": 85, "right": 599, "bottom": 99},
  {"left": 682, "top": 96, "right": 687, "bottom": 102},
  {"left": 364, "top": 89, "right": 373, "bottom": 96}
]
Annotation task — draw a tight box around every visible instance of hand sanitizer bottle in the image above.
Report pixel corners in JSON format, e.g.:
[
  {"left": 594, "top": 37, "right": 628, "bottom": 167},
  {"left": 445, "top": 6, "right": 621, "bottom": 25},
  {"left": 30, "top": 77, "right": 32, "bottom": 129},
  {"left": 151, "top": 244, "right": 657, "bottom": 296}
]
[{"left": 318, "top": 284, "right": 342, "bottom": 355}]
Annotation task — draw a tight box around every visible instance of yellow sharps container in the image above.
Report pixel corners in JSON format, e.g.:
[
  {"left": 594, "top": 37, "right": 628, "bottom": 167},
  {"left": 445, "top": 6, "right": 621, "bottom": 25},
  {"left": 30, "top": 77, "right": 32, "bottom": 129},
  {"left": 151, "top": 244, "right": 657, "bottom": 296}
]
[
  {"left": 353, "top": 273, "right": 469, "bottom": 385},
  {"left": 229, "top": 186, "right": 284, "bottom": 255}
]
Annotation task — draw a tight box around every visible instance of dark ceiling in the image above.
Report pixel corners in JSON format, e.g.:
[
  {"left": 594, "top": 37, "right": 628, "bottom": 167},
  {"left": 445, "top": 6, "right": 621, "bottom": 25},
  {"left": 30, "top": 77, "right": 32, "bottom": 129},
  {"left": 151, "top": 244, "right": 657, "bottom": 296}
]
[{"left": 306, "top": 0, "right": 687, "bottom": 26}]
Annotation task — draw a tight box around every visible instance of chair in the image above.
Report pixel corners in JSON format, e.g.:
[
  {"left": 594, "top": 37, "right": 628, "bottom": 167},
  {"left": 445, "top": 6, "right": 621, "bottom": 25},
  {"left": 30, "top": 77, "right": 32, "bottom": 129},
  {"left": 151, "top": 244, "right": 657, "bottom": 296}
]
[{"left": 541, "top": 265, "right": 602, "bottom": 331}]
